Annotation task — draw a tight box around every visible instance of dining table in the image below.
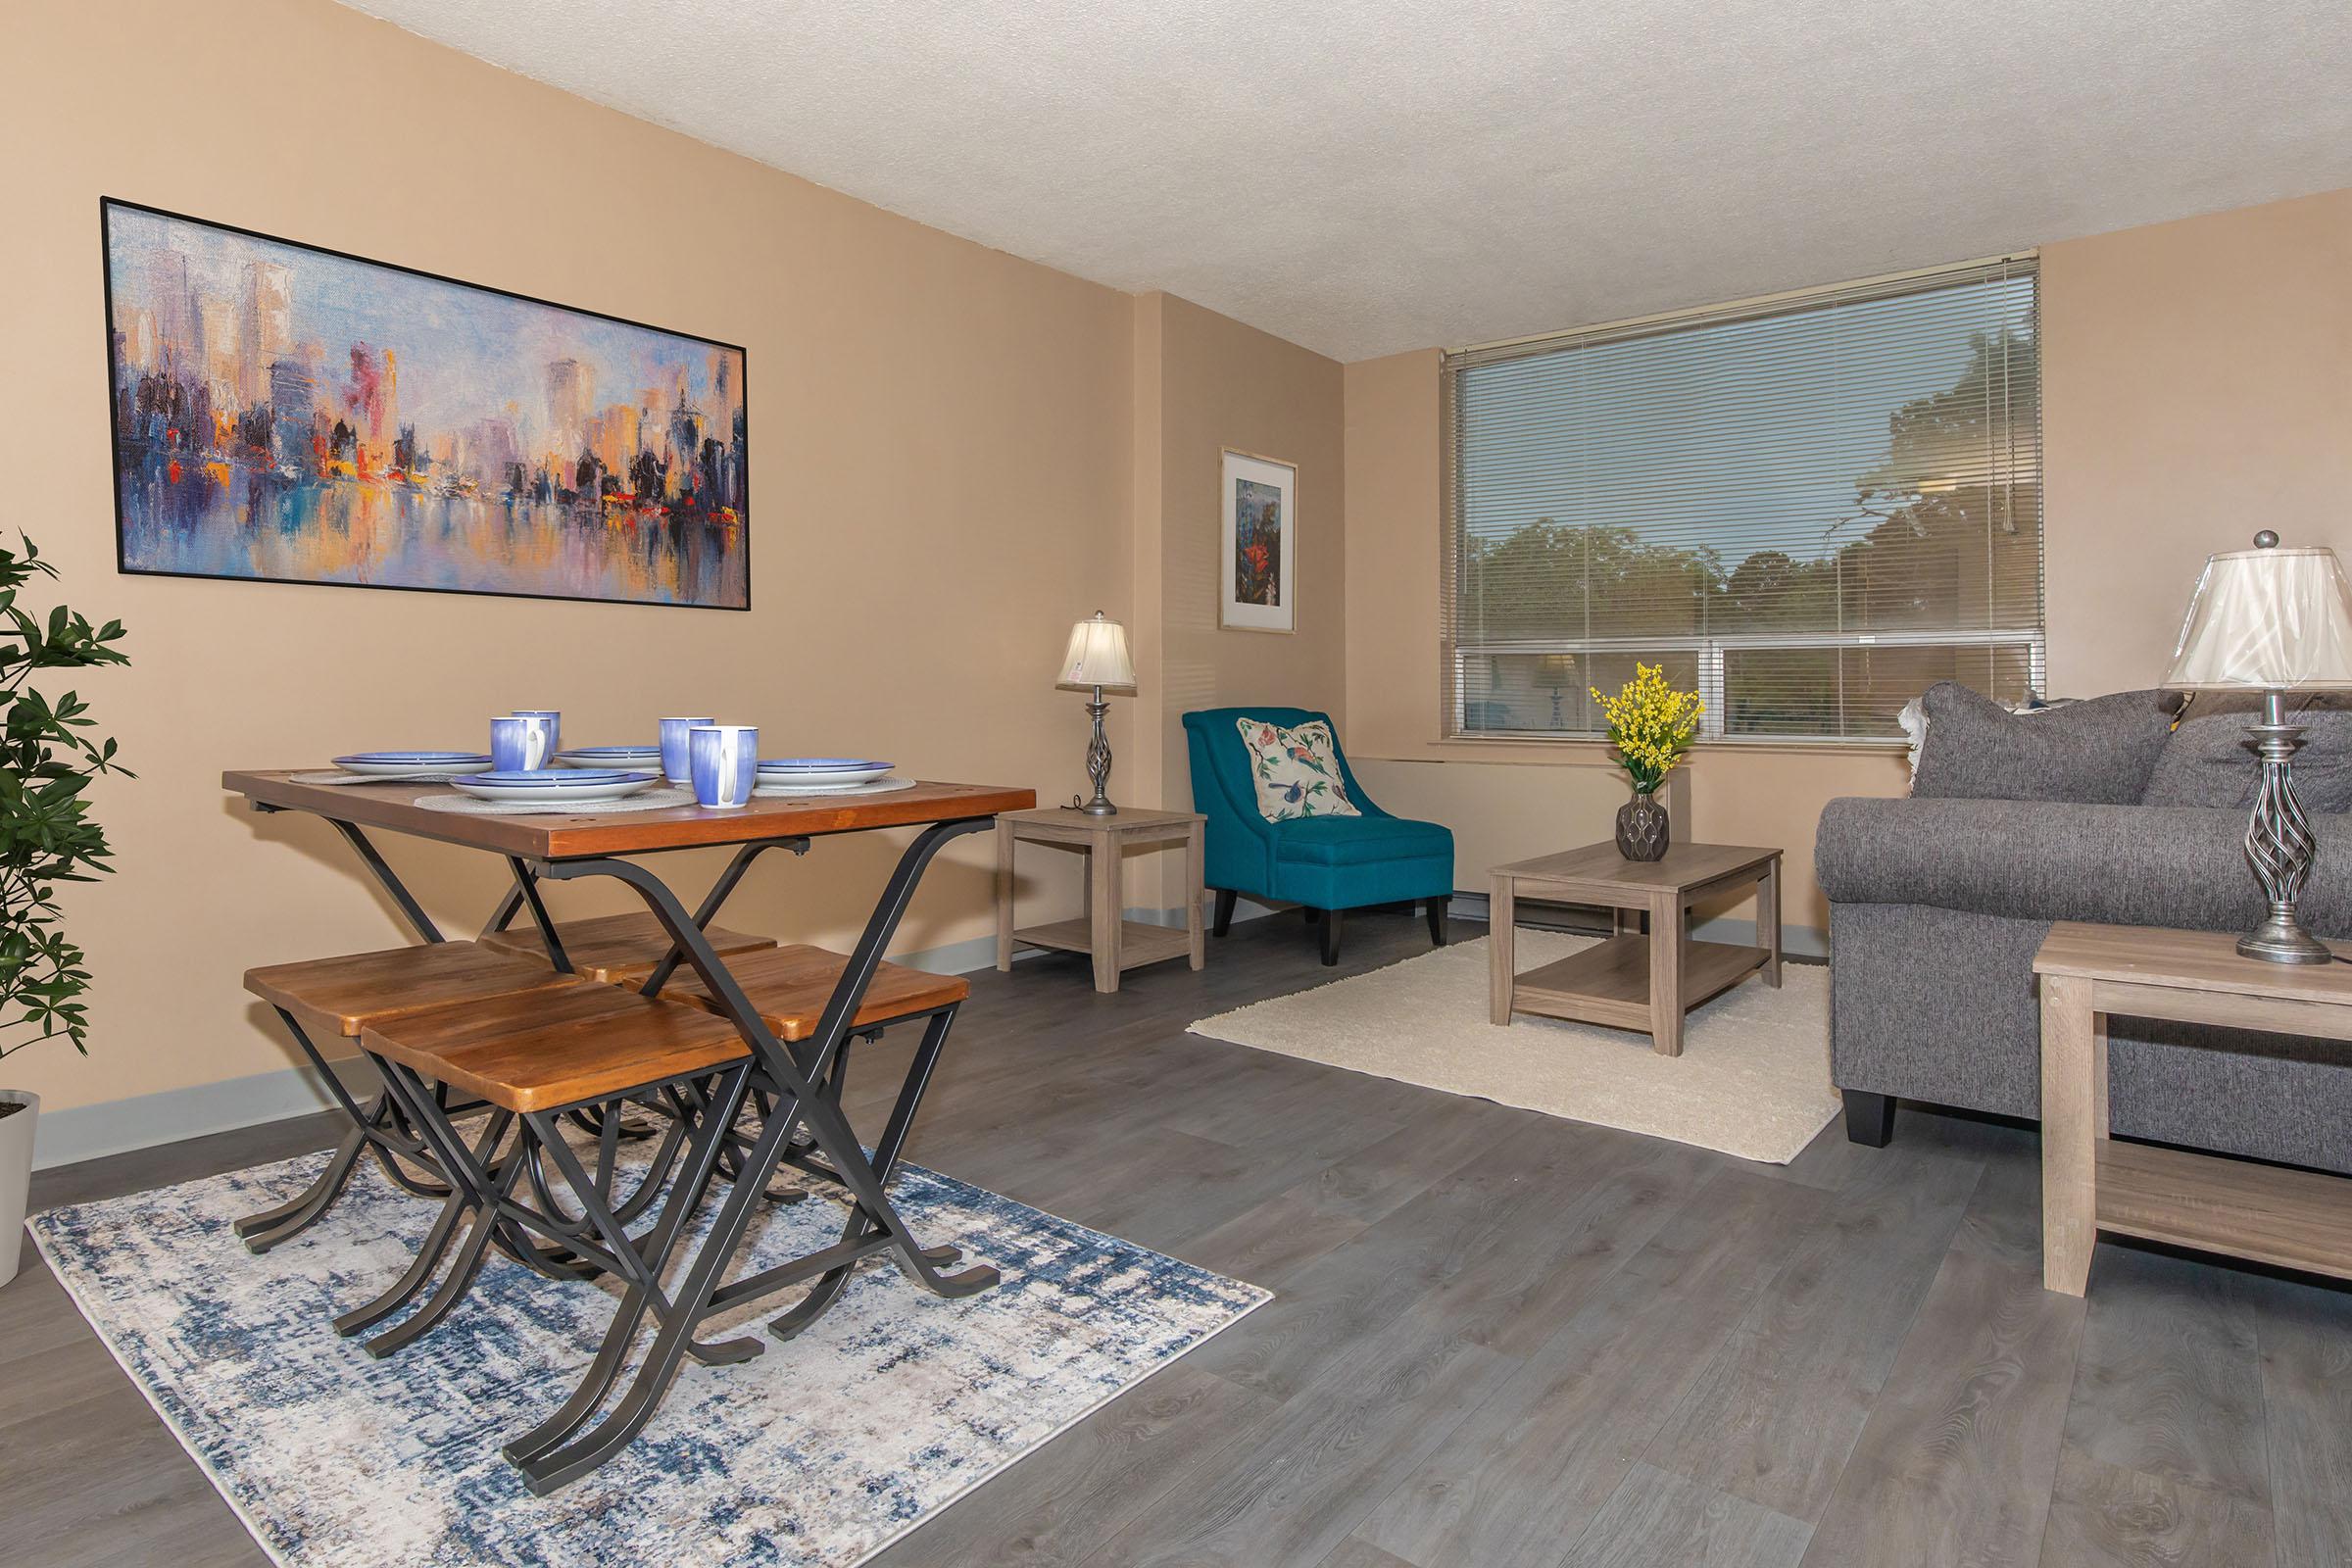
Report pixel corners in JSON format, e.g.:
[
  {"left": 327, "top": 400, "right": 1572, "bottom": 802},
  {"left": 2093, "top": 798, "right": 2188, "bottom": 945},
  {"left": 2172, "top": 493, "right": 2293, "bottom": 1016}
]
[{"left": 220, "top": 767, "right": 1035, "bottom": 1490}]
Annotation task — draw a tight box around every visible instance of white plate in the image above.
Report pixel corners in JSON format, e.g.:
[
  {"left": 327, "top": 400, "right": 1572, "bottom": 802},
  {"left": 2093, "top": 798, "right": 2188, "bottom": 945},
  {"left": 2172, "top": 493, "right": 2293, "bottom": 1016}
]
[
  {"left": 557, "top": 747, "right": 662, "bottom": 767},
  {"left": 754, "top": 776, "right": 920, "bottom": 798},
  {"left": 753, "top": 766, "right": 894, "bottom": 785},
  {"left": 450, "top": 774, "right": 661, "bottom": 804},
  {"left": 334, "top": 753, "right": 494, "bottom": 776}
]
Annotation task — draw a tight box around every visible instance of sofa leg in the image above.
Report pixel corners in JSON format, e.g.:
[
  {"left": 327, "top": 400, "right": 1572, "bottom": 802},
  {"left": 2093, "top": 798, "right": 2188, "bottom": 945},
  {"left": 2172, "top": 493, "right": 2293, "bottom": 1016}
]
[
  {"left": 1211, "top": 889, "right": 1236, "bottom": 938},
  {"left": 1843, "top": 1092, "right": 1896, "bottom": 1148},
  {"left": 1426, "top": 897, "right": 1449, "bottom": 946},
  {"left": 1319, "top": 908, "right": 1342, "bottom": 966}
]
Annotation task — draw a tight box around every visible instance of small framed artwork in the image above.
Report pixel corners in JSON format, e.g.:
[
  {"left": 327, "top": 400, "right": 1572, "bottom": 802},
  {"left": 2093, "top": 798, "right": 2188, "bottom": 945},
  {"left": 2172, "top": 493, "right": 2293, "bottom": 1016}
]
[{"left": 1219, "top": 448, "right": 1296, "bottom": 632}]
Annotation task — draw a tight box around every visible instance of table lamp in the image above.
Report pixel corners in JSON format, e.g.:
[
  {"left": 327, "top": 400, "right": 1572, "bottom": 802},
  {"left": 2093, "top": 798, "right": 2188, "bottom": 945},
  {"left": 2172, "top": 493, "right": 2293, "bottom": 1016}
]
[
  {"left": 2162, "top": 531, "right": 2352, "bottom": 962},
  {"left": 1058, "top": 612, "right": 1137, "bottom": 815},
  {"left": 1537, "top": 653, "right": 1578, "bottom": 728}
]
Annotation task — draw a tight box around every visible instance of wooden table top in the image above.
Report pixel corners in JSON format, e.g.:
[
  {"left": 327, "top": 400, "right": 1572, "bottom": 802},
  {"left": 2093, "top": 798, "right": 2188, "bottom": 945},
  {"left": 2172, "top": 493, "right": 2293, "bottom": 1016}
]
[
  {"left": 996, "top": 805, "right": 1203, "bottom": 835},
  {"left": 223, "top": 771, "right": 1037, "bottom": 859},
  {"left": 2033, "top": 921, "right": 2352, "bottom": 1003},
  {"left": 1493, "top": 840, "right": 1781, "bottom": 894}
]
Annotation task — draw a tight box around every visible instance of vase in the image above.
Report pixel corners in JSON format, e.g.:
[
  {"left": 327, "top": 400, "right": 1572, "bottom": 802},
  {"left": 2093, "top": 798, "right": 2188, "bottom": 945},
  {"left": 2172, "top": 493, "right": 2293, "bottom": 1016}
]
[
  {"left": 1615, "top": 791, "right": 1670, "bottom": 861},
  {"left": 0, "top": 1090, "right": 35, "bottom": 1291}
]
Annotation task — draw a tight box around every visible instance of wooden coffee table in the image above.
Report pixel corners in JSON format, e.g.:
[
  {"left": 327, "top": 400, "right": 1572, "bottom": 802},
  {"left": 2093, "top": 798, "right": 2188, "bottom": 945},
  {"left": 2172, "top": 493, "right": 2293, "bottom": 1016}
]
[{"left": 1490, "top": 841, "right": 1782, "bottom": 1055}]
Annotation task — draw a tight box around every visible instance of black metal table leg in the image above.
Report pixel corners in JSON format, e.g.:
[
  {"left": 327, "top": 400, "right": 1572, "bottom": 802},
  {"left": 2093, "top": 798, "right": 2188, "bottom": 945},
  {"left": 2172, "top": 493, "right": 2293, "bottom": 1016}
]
[
  {"left": 635, "top": 837, "right": 807, "bottom": 999},
  {"left": 234, "top": 818, "right": 450, "bottom": 1246},
  {"left": 514, "top": 818, "right": 999, "bottom": 1491},
  {"left": 236, "top": 1006, "right": 452, "bottom": 1251}
]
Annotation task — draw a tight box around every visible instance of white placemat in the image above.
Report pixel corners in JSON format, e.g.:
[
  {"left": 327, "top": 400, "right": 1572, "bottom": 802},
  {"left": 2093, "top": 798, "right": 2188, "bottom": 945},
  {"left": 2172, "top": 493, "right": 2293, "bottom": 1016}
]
[
  {"left": 753, "top": 776, "right": 920, "bottom": 799},
  {"left": 413, "top": 786, "right": 698, "bottom": 815}
]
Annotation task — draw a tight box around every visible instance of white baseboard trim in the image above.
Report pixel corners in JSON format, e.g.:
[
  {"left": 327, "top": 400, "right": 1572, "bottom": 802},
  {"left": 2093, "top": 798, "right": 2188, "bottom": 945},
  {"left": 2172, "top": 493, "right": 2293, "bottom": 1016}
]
[
  {"left": 31, "top": 895, "right": 1309, "bottom": 1173},
  {"left": 34, "top": 1054, "right": 384, "bottom": 1173},
  {"left": 32, "top": 920, "right": 1138, "bottom": 1174}
]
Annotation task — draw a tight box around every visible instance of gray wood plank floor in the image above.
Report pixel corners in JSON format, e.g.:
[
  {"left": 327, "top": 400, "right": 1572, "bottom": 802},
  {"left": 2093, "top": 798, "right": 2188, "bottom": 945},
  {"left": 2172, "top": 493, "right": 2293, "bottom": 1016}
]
[{"left": 6, "top": 910, "right": 2352, "bottom": 1566}]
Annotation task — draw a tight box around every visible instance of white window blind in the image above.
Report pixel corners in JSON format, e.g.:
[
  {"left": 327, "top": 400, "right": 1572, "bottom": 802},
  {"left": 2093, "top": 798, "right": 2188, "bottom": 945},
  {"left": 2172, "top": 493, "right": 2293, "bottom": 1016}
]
[{"left": 1444, "top": 258, "right": 2042, "bottom": 742}]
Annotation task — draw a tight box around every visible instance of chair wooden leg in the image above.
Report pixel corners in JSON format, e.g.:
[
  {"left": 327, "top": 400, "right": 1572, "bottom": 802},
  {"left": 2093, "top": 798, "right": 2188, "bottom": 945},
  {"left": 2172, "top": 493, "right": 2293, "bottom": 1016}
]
[
  {"left": 1426, "top": 897, "right": 1449, "bottom": 946},
  {"left": 1319, "top": 908, "right": 1342, "bottom": 966},
  {"left": 1211, "top": 888, "right": 1237, "bottom": 937}
]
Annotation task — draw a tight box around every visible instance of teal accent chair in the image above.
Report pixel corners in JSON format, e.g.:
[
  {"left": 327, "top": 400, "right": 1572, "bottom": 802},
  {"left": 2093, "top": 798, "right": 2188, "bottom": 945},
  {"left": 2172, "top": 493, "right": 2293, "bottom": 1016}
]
[{"left": 1183, "top": 707, "right": 1454, "bottom": 965}]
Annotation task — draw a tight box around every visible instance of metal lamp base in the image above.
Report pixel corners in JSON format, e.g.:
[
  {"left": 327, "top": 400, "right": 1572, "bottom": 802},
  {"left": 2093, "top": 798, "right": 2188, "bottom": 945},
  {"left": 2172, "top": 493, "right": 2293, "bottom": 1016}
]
[
  {"left": 2237, "top": 915, "right": 2334, "bottom": 965},
  {"left": 1078, "top": 688, "right": 1117, "bottom": 815},
  {"left": 2235, "top": 691, "right": 2332, "bottom": 964}
]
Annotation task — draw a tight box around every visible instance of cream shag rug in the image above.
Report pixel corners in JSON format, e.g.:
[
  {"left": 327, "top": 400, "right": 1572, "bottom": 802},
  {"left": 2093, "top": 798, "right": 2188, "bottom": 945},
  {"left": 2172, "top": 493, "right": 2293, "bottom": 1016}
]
[{"left": 1189, "top": 931, "right": 1838, "bottom": 1163}]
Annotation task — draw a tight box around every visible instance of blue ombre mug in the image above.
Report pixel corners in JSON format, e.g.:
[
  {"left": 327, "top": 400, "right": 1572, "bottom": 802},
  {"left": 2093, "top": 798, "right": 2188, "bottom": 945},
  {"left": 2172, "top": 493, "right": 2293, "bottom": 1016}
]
[
  {"left": 490, "top": 713, "right": 557, "bottom": 772},
  {"left": 690, "top": 725, "right": 759, "bottom": 809},
  {"left": 660, "top": 715, "right": 715, "bottom": 784},
  {"left": 511, "top": 710, "right": 561, "bottom": 755}
]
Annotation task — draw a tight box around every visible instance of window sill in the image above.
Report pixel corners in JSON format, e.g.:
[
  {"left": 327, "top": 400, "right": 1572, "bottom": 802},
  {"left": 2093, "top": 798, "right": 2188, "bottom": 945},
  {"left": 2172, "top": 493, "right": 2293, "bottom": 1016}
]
[{"left": 1436, "top": 733, "right": 1909, "bottom": 759}]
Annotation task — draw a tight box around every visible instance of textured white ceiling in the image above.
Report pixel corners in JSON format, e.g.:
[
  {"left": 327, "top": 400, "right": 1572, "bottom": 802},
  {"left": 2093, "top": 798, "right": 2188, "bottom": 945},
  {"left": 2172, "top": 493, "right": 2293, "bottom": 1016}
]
[{"left": 343, "top": 0, "right": 2352, "bottom": 361}]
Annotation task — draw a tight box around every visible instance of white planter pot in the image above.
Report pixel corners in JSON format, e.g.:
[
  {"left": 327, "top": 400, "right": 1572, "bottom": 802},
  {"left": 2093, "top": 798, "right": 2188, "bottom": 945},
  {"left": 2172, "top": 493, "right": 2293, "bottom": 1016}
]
[{"left": 0, "top": 1090, "right": 36, "bottom": 1291}]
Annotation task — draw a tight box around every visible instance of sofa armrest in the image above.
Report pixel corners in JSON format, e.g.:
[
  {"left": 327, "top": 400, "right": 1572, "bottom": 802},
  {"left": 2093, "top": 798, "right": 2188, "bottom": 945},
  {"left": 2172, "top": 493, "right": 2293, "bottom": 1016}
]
[{"left": 1815, "top": 797, "right": 2352, "bottom": 937}]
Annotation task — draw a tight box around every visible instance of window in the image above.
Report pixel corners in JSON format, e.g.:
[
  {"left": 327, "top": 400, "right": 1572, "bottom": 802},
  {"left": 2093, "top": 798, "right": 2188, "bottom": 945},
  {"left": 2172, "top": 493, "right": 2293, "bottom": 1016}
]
[{"left": 1443, "top": 258, "right": 2042, "bottom": 742}]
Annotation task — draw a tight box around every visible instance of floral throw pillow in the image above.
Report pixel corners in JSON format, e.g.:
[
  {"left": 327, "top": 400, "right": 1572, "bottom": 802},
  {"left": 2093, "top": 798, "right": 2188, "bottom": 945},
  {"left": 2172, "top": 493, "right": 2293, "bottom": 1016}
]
[{"left": 1236, "top": 716, "right": 1361, "bottom": 821}]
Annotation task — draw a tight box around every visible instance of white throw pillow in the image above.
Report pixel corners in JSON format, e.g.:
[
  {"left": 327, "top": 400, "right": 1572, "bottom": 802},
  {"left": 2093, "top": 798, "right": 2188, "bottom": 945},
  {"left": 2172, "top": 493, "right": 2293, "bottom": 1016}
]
[{"left": 1235, "top": 716, "right": 1361, "bottom": 822}]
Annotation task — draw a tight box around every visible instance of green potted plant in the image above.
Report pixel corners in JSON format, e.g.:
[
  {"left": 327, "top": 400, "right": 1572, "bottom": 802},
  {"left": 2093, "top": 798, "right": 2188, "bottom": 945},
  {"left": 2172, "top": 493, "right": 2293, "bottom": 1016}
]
[{"left": 0, "top": 536, "right": 127, "bottom": 1288}]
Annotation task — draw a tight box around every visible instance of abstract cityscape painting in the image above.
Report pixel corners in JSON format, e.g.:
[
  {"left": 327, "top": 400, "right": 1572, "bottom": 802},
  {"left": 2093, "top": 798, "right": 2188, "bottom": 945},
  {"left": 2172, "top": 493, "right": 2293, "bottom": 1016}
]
[
  {"left": 101, "top": 200, "right": 750, "bottom": 610},
  {"left": 1219, "top": 448, "right": 1296, "bottom": 632}
]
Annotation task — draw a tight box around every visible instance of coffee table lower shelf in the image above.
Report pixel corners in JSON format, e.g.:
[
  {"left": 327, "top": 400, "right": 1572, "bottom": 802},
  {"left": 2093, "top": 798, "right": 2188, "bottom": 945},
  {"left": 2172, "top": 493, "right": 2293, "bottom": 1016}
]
[{"left": 1510, "top": 934, "right": 1768, "bottom": 1034}]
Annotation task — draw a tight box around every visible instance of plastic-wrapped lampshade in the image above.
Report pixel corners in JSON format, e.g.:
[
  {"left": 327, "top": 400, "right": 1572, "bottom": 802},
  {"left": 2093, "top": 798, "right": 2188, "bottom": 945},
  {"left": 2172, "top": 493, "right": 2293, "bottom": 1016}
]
[
  {"left": 2163, "top": 544, "right": 2352, "bottom": 691},
  {"left": 1057, "top": 612, "right": 1137, "bottom": 693}
]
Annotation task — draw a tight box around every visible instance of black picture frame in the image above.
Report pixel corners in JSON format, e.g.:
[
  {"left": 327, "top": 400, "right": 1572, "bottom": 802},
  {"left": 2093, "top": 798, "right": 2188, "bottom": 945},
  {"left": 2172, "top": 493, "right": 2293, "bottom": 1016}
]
[{"left": 99, "top": 196, "right": 752, "bottom": 612}]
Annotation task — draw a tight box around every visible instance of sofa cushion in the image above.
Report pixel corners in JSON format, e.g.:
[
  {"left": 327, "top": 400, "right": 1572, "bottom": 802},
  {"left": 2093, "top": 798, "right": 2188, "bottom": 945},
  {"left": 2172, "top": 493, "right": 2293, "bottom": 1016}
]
[
  {"left": 1236, "top": 716, "right": 1361, "bottom": 821},
  {"left": 2139, "top": 693, "right": 2352, "bottom": 812},
  {"left": 1910, "top": 682, "right": 2180, "bottom": 805},
  {"left": 1273, "top": 814, "right": 1451, "bottom": 867}
]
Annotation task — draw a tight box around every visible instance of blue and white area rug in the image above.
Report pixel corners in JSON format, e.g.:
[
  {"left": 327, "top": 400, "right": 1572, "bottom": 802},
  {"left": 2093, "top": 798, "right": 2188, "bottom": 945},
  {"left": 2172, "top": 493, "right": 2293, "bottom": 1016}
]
[{"left": 31, "top": 1151, "right": 1267, "bottom": 1567}]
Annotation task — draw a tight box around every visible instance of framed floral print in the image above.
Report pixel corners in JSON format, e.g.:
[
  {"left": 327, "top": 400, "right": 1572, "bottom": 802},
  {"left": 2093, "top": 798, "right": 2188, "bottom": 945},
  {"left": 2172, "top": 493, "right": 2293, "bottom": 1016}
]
[{"left": 1219, "top": 449, "right": 1296, "bottom": 632}]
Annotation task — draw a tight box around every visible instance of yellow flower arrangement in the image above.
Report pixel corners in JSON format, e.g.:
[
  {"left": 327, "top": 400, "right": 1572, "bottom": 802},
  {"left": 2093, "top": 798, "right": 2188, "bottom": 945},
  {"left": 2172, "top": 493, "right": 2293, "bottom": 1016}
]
[{"left": 1591, "top": 663, "right": 1703, "bottom": 795}]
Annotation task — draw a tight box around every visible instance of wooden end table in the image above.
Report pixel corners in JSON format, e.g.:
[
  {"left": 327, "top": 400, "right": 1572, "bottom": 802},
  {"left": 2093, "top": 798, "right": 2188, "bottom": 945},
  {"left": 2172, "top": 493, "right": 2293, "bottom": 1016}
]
[
  {"left": 995, "top": 806, "right": 1204, "bottom": 993},
  {"left": 1490, "top": 841, "right": 1782, "bottom": 1055},
  {"left": 2034, "top": 922, "right": 2352, "bottom": 1296}
]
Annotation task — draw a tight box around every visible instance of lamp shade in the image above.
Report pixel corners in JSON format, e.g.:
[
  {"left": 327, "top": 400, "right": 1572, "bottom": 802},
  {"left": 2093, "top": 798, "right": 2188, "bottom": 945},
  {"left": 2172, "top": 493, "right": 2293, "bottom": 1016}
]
[
  {"left": 2163, "top": 543, "right": 2352, "bottom": 691},
  {"left": 1057, "top": 612, "right": 1136, "bottom": 693}
]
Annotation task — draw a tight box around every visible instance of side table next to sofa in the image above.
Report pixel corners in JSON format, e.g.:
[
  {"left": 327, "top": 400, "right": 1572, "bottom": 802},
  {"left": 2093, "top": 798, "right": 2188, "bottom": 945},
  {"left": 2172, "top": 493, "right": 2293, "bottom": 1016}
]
[{"left": 2034, "top": 921, "right": 2352, "bottom": 1295}]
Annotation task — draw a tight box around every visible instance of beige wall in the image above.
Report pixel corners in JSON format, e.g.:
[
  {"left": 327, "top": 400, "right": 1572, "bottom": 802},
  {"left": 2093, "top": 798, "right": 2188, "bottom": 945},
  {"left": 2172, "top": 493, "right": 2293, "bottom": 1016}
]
[
  {"left": 7, "top": 0, "right": 1158, "bottom": 1119},
  {"left": 1341, "top": 188, "right": 2352, "bottom": 937},
  {"left": 1127, "top": 293, "right": 1346, "bottom": 906},
  {"left": 2043, "top": 188, "right": 2352, "bottom": 694},
  {"left": 1146, "top": 294, "right": 1348, "bottom": 812}
]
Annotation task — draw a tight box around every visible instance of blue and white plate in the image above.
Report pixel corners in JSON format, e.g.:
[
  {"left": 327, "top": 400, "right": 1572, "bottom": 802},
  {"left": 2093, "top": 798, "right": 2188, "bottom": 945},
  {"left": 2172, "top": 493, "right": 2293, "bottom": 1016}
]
[
  {"left": 557, "top": 746, "right": 662, "bottom": 767},
  {"left": 333, "top": 751, "right": 494, "bottom": 776},
  {"left": 450, "top": 770, "right": 660, "bottom": 803},
  {"left": 755, "top": 758, "right": 894, "bottom": 784}
]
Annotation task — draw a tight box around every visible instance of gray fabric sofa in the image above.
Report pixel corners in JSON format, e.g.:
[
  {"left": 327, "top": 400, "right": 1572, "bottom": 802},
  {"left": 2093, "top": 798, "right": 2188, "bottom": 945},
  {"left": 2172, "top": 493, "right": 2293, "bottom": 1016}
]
[{"left": 1816, "top": 682, "right": 2352, "bottom": 1174}]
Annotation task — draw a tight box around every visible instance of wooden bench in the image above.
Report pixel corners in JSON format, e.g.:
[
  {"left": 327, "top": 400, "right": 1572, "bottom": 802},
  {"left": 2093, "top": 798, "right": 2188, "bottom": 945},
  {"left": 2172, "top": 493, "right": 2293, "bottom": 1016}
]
[
  {"left": 661, "top": 944, "right": 968, "bottom": 1040},
  {"left": 245, "top": 940, "right": 579, "bottom": 1042},
  {"left": 480, "top": 911, "right": 775, "bottom": 984},
  {"left": 359, "top": 979, "right": 749, "bottom": 1114}
]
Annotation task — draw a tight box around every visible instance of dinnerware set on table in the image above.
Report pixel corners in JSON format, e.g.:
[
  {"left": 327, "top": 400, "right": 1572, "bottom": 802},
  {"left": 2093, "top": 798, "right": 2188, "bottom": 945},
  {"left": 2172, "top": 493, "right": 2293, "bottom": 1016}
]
[{"left": 328, "top": 709, "right": 906, "bottom": 812}]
